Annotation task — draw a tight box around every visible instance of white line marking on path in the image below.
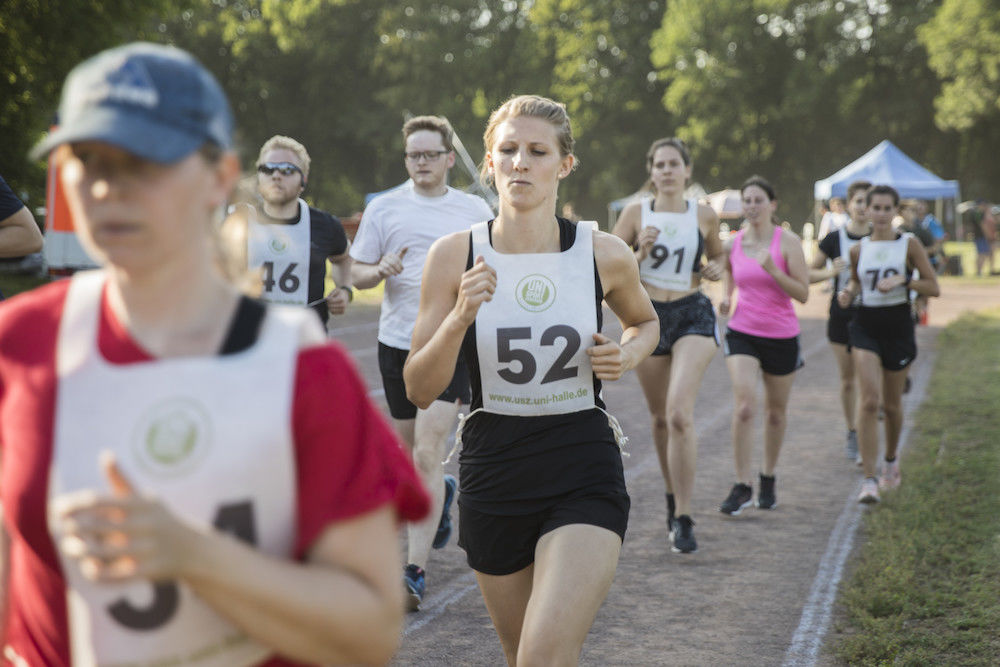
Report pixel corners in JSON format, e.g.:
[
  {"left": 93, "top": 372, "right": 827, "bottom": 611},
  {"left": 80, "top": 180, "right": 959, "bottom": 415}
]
[
  {"left": 403, "top": 573, "right": 479, "bottom": 636},
  {"left": 781, "top": 349, "right": 932, "bottom": 666}
]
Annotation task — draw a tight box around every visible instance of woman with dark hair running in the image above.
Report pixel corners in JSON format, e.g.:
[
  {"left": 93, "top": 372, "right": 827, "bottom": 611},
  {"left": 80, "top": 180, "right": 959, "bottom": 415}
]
[
  {"left": 838, "top": 185, "right": 939, "bottom": 503},
  {"left": 719, "top": 176, "right": 809, "bottom": 515},
  {"left": 404, "top": 94, "right": 658, "bottom": 665},
  {"left": 612, "top": 137, "right": 724, "bottom": 553},
  {"left": 809, "top": 179, "right": 871, "bottom": 462}
]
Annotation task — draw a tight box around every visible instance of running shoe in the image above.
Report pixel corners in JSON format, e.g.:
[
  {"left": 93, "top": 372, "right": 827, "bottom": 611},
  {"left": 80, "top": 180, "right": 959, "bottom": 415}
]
[
  {"left": 433, "top": 474, "right": 457, "bottom": 549},
  {"left": 857, "top": 477, "right": 880, "bottom": 504},
  {"left": 403, "top": 563, "right": 425, "bottom": 612},
  {"left": 719, "top": 483, "right": 753, "bottom": 516},
  {"left": 756, "top": 473, "right": 777, "bottom": 510},
  {"left": 878, "top": 459, "right": 901, "bottom": 490},
  {"left": 671, "top": 515, "right": 697, "bottom": 554},
  {"left": 846, "top": 430, "right": 859, "bottom": 461}
]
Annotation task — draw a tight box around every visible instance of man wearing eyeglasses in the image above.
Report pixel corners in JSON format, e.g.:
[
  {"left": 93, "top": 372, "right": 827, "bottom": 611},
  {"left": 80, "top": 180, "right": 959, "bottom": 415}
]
[
  {"left": 351, "top": 116, "right": 493, "bottom": 611},
  {"left": 223, "top": 135, "right": 352, "bottom": 328}
]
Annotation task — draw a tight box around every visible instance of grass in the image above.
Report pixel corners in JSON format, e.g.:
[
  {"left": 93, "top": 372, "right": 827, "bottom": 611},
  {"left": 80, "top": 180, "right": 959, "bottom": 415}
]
[
  {"left": 0, "top": 273, "right": 50, "bottom": 298},
  {"left": 833, "top": 307, "right": 1000, "bottom": 665},
  {"left": 942, "top": 241, "right": 1000, "bottom": 278}
]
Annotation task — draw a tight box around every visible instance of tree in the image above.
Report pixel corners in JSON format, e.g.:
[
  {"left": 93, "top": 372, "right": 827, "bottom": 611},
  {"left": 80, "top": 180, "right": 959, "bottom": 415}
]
[
  {"left": 918, "top": 0, "right": 1000, "bottom": 197},
  {"left": 0, "top": 0, "right": 172, "bottom": 206}
]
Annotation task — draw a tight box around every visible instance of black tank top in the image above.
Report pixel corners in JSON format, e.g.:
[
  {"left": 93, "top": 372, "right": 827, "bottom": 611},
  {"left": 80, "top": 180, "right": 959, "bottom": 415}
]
[{"left": 458, "top": 218, "right": 615, "bottom": 470}]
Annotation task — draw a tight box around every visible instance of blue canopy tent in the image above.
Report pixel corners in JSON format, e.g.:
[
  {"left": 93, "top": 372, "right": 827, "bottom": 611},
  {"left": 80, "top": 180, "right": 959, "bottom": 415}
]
[
  {"left": 814, "top": 140, "right": 961, "bottom": 236},
  {"left": 814, "top": 140, "right": 959, "bottom": 200}
]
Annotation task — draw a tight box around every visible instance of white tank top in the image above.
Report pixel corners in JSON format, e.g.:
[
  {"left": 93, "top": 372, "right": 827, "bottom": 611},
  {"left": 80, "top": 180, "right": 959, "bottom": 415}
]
[
  {"left": 48, "top": 270, "right": 322, "bottom": 667},
  {"left": 637, "top": 197, "right": 700, "bottom": 291},
  {"left": 471, "top": 221, "right": 598, "bottom": 416},
  {"left": 247, "top": 199, "right": 312, "bottom": 306},
  {"left": 857, "top": 234, "right": 911, "bottom": 307},
  {"left": 836, "top": 225, "right": 863, "bottom": 293}
]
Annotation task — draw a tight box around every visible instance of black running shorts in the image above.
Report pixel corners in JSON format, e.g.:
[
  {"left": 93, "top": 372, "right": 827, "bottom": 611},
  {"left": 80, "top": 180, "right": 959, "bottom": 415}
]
[
  {"left": 458, "top": 489, "right": 629, "bottom": 576},
  {"left": 651, "top": 292, "right": 720, "bottom": 356},
  {"left": 827, "top": 301, "right": 856, "bottom": 346},
  {"left": 847, "top": 319, "right": 916, "bottom": 371},
  {"left": 723, "top": 327, "right": 803, "bottom": 376},
  {"left": 377, "top": 342, "right": 471, "bottom": 419}
]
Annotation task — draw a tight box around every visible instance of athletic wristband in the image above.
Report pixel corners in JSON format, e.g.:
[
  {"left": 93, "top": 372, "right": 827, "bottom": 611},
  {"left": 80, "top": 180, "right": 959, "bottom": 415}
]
[{"left": 339, "top": 285, "right": 354, "bottom": 302}]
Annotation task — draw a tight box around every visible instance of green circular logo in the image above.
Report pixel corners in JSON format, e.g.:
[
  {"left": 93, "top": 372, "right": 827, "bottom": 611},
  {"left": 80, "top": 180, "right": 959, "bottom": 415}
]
[
  {"left": 133, "top": 398, "right": 211, "bottom": 477},
  {"left": 515, "top": 274, "right": 556, "bottom": 312},
  {"left": 875, "top": 249, "right": 889, "bottom": 261},
  {"left": 663, "top": 225, "right": 678, "bottom": 238},
  {"left": 269, "top": 236, "right": 288, "bottom": 253}
]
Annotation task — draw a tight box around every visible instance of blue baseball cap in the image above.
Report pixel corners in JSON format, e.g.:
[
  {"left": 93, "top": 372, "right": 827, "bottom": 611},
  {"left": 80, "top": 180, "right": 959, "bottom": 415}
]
[{"left": 30, "top": 42, "right": 233, "bottom": 163}]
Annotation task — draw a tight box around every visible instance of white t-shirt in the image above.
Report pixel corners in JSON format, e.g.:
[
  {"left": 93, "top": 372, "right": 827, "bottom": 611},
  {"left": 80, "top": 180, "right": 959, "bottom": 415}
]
[{"left": 350, "top": 183, "right": 494, "bottom": 349}]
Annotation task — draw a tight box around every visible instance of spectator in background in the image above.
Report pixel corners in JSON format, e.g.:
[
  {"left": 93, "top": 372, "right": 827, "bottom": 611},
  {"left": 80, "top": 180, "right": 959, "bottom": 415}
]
[
  {"left": 817, "top": 196, "right": 849, "bottom": 239},
  {"left": 897, "top": 200, "right": 937, "bottom": 324},
  {"left": 0, "top": 175, "right": 44, "bottom": 259},
  {"left": 913, "top": 199, "right": 945, "bottom": 272},
  {"left": 970, "top": 200, "right": 997, "bottom": 276}
]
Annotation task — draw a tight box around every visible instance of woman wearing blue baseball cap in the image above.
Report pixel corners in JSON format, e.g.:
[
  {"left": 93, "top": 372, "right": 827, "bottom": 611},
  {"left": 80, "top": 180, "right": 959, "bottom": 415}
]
[{"left": 1, "top": 42, "right": 428, "bottom": 666}]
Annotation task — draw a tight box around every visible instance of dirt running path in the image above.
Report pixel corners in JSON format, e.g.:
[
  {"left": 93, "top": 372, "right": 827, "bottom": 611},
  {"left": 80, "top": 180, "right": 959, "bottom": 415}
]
[{"left": 328, "top": 279, "right": 998, "bottom": 666}]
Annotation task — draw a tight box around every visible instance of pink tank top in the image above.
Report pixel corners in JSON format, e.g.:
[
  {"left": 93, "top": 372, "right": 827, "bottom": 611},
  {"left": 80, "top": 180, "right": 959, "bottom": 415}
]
[{"left": 728, "top": 226, "right": 800, "bottom": 338}]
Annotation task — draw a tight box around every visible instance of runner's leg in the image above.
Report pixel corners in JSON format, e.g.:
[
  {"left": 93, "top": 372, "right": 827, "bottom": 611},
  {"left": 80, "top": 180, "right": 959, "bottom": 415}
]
[
  {"left": 830, "top": 342, "right": 857, "bottom": 432},
  {"left": 408, "top": 398, "right": 461, "bottom": 568},
  {"left": 880, "top": 368, "right": 908, "bottom": 461},
  {"left": 760, "top": 371, "right": 796, "bottom": 475},
  {"left": 726, "top": 354, "right": 760, "bottom": 484},
  {"left": 634, "top": 355, "right": 672, "bottom": 493},
  {"left": 517, "top": 524, "right": 621, "bottom": 666},
  {"left": 665, "top": 335, "right": 717, "bottom": 516},
  {"left": 852, "top": 348, "right": 882, "bottom": 479},
  {"left": 475, "top": 565, "right": 535, "bottom": 667}
]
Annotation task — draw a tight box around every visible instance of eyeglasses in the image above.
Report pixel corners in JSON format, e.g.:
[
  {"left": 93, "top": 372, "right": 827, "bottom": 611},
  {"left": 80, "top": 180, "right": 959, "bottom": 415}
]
[
  {"left": 404, "top": 150, "right": 449, "bottom": 162},
  {"left": 257, "top": 162, "right": 302, "bottom": 177}
]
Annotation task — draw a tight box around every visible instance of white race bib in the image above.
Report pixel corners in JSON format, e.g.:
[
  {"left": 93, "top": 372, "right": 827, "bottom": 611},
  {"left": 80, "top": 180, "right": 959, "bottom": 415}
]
[
  {"left": 857, "top": 234, "right": 911, "bottom": 307},
  {"left": 637, "top": 198, "right": 700, "bottom": 291},
  {"left": 472, "top": 221, "right": 599, "bottom": 416},
  {"left": 247, "top": 199, "right": 312, "bottom": 306}
]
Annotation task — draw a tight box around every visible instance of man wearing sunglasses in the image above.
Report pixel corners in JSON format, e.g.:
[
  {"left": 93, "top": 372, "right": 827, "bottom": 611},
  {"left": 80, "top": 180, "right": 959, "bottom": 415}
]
[
  {"left": 351, "top": 116, "right": 493, "bottom": 611},
  {"left": 224, "top": 135, "right": 352, "bottom": 328}
]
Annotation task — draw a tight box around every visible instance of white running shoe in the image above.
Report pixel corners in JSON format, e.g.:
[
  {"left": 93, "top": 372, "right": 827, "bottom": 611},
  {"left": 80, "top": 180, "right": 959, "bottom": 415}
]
[
  {"left": 879, "top": 459, "right": 901, "bottom": 490},
  {"left": 858, "top": 477, "right": 881, "bottom": 504}
]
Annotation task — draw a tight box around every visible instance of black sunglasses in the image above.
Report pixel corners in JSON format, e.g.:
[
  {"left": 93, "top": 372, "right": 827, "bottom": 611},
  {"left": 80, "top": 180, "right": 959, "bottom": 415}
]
[{"left": 257, "top": 162, "right": 302, "bottom": 177}]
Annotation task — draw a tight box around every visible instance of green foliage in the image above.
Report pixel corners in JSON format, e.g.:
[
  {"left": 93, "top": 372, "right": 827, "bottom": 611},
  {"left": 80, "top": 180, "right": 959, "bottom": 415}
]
[
  {"left": 0, "top": 0, "right": 172, "bottom": 206},
  {"left": 834, "top": 309, "right": 1000, "bottom": 665},
  {"left": 649, "top": 0, "right": 947, "bottom": 226},
  {"left": 918, "top": 0, "right": 1000, "bottom": 198},
  {"left": 2, "top": 1, "right": 998, "bottom": 226}
]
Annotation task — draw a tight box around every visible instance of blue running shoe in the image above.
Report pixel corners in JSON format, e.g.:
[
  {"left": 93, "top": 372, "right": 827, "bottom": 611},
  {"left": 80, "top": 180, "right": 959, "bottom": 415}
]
[
  {"left": 404, "top": 563, "right": 425, "bottom": 612},
  {"left": 433, "top": 474, "right": 457, "bottom": 549}
]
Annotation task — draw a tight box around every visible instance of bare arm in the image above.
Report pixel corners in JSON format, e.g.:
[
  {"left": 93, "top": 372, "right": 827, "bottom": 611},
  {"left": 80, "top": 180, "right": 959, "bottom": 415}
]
[
  {"left": 404, "top": 233, "right": 493, "bottom": 407},
  {"left": 0, "top": 206, "right": 43, "bottom": 258},
  {"left": 611, "top": 202, "right": 655, "bottom": 265},
  {"left": 760, "top": 230, "right": 809, "bottom": 303},
  {"left": 906, "top": 237, "right": 940, "bottom": 298},
  {"left": 324, "top": 246, "right": 353, "bottom": 315},
  {"left": 591, "top": 232, "right": 658, "bottom": 378},
  {"left": 698, "top": 205, "right": 725, "bottom": 280},
  {"left": 718, "top": 238, "right": 735, "bottom": 316},
  {"left": 837, "top": 244, "right": 862, "bottom": 308}
]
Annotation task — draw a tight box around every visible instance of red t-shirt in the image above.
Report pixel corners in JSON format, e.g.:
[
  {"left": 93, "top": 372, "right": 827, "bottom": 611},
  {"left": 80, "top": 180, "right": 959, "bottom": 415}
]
[{"left": 0, "top": 280, "right": 429, "bottom": 666}]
